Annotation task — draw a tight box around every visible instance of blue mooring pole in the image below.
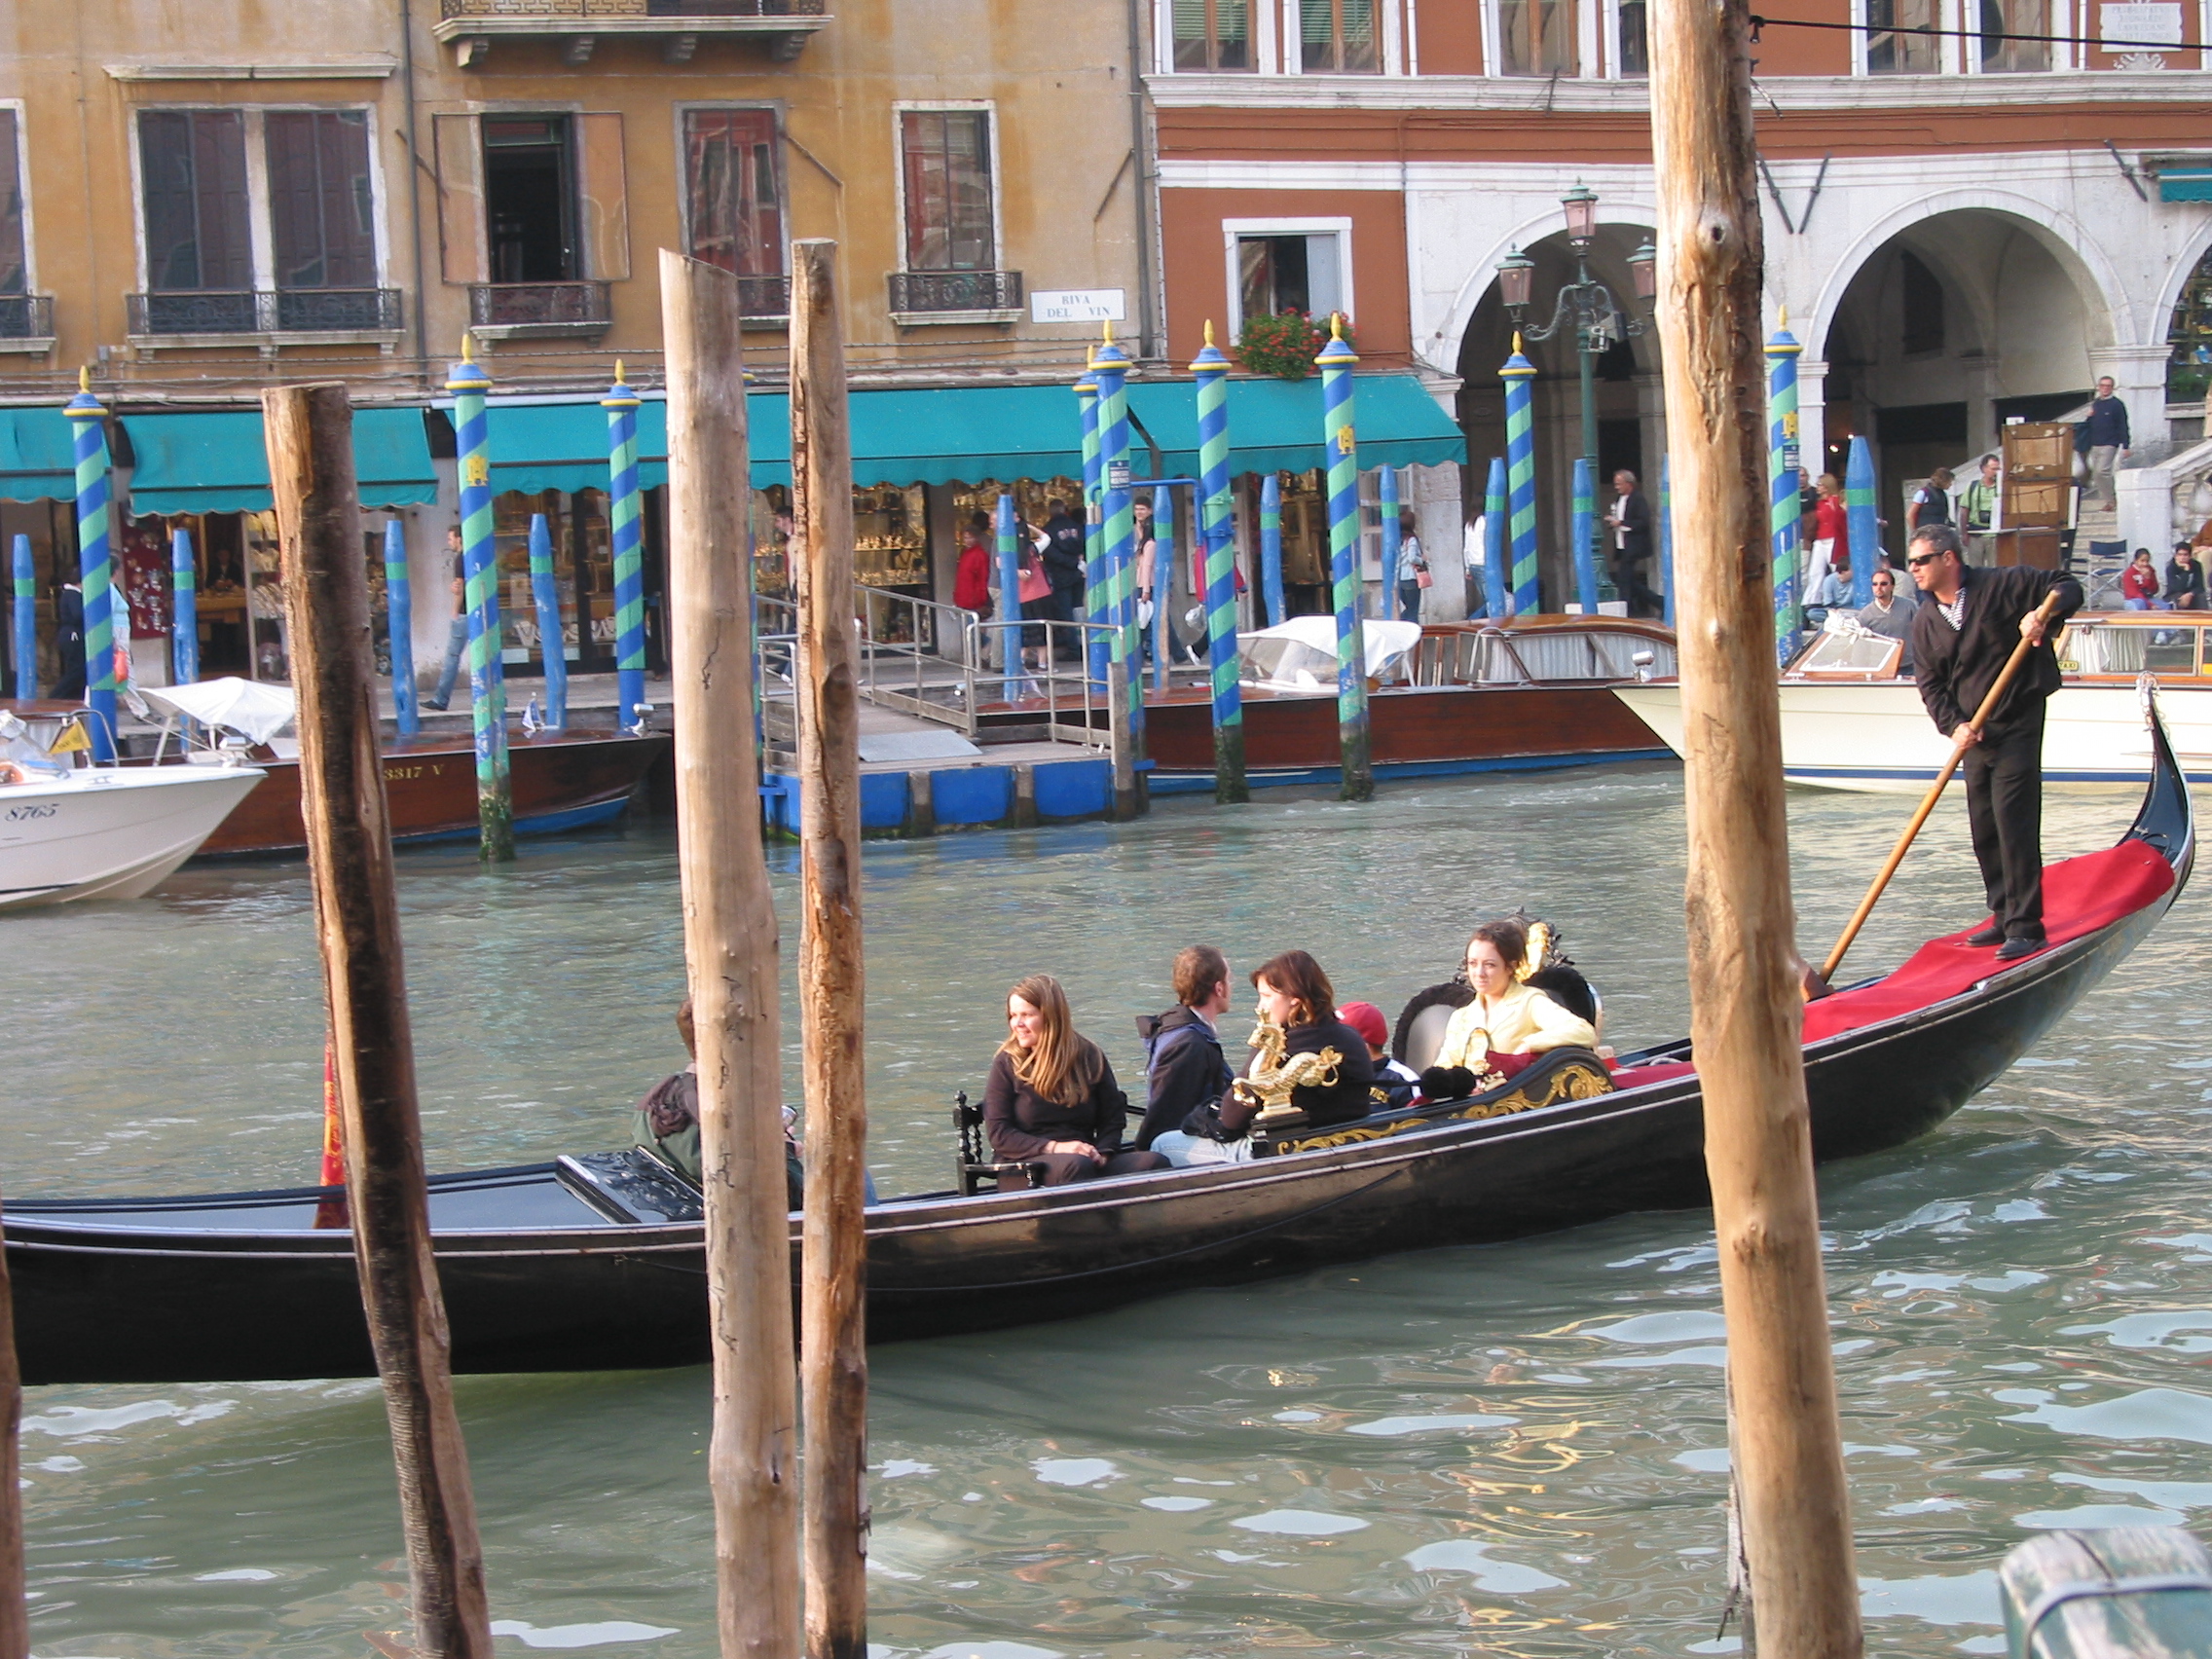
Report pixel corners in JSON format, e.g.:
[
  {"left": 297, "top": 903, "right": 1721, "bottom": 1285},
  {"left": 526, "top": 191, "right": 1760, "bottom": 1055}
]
[
  {"left": 604, "top": 367, "right": 645, "bottom": 733},
  {"left": 1571, "top": 457, "right": 1599, "bottom": 614},
  {"left": 1379, "top": 463, "right": 1401, "bottom": 621},
  {"left": 1193, "top": 323, "right": 1247, "bottom": 802},
  {"left": 995, "top": 491, "right": 1022, "bottom": 700},
  {"left": 528, "top": 511, "right": 567, "bottom": 731},
  {"left": 1847, "top": 433, "right": 1879, "bottom": 608},
  {"left": 384, "top": 520, "right": 419, "bottom": 737},
  {"left": 169, "top": 528, "right": 199, "bottom": 692},
  {"left": 1483, "top": 458, "right": 1508, "bottom": 619},
  {"left": 65, "top": 372, "right": 116, "bottom": 760},
  {"left": 1317, "top": 317, "right": 1371, "bottom": 802},
  {"left": 1660, "top": 455, "right": 1677, "bottom": 628},
  {"left": 1260, "top": 472, "right": 1286, "bottom": 627},
  {"left": 12, "top": 534, "right": 35, "bottom": 700}
]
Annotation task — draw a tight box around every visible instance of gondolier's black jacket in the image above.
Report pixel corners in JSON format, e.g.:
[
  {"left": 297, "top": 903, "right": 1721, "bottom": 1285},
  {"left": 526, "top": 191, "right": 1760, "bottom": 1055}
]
[{"left": 1911, "top": 566, "right": 2082, "bottom": 737}]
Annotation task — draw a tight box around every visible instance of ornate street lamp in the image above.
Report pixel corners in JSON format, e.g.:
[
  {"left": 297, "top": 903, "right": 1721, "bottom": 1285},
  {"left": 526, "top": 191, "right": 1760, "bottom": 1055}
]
[{"left": 1496, "top": 187, "right": 1658, "bottom": 604}]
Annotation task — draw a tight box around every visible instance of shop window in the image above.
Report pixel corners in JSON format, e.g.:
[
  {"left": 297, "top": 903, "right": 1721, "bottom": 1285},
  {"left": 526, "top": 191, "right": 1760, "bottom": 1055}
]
[
  {"left": 484, "top": 115, "right": 576, "bottom": 284},
  {"left": 900, "top": 110, "right": 995, "bottom": 273},
  {"left": 1301, "top": 0, "right": 1379, "bottom": 70},
  {"left": 489, "top": 491, "right": 614, "bottom": 673},
  {"left": 1866, "top": 0, "right": 1940, "bottom": 71},
  {"left": 1616, "top": 0, "right": 1649, "bottom": 72},
  {"left": 1497, "top": 0, "right": 1574, "bottom": 74},
  {"left": 0, "top": 110, "right": 25, "bottom": 297},
  {"left": 1172, "top": 0, "right": 1252, "bottom": 66},
  {"left": 684, "top": 109, "right": 783, "bottom": 278},
  {"left": 1900, "top": 250, "right": 1944, "bottom": 355},
  {"left": 1235, "top": 231, "right": 1345, "bottom": 331},
  {"left": 1977, "top": 0, "right": 2052, "bottom": 67},
  {"left": 854, "top": 483, "right": 930, "bottom": 588},
  {"left": 2165, "top": 245, "right": 2212, "bottom": 402},
  {"left": 264, "top": 111, "right": 377, "bottom": 291},
  {"left": 138, "top": 110, "right": 252, "bottom": 292}
]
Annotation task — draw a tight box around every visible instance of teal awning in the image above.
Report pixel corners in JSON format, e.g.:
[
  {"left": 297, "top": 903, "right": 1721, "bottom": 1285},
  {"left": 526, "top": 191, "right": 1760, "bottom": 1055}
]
[
  {"left": 0, "top": 407, "right": 79, "bottom": 502},
  {"left": 1126, "top": 373, "right": 1465, "bottom": 477},
  {"left": 124, "top": 408, "right": 439, "bottom": 514},
  {"left": 2160, "top": 166, "right": 2212, "bottom": 202}
]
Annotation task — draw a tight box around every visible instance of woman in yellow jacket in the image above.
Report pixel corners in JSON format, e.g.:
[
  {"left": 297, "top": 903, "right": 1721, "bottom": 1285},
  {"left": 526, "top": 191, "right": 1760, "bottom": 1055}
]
[{"left": 1432, "top": 918, "right": 1598, "bottom": 1080}]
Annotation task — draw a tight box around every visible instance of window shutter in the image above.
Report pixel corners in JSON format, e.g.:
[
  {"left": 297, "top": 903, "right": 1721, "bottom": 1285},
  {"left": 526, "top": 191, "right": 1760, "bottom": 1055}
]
[
  {"left": 320, "top": 112, "right": 377, "bottom": 287},
  {"left": 432, "top": 112, "right": 488, "bottom": 284},
  {"left": 576, "top": 112, "right": 629, "bottom": 282},
  {"left": 0, "top": 111, "right": 24, "bottom": 296},
  {"left": 138, "top": 110, "right": 203, "bottom": 290},
  {"left": 194, "top": 112, "right": 252, "bottom": 290}
]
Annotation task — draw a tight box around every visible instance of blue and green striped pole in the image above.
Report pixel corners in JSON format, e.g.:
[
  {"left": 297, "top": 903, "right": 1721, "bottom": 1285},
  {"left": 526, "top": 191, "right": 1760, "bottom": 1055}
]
[
  {"left": 1502, "top": 337, "right": 1539, "bottom": 616},
  {"left": 449, "top": 336, "right": 514, "bottom": 862},
  {"left": 1379, "top": 463, "right": 1401, "bottom": 620},
  {"left": 1076, "top": 363, "right": 1109, "bottom": 690},
  {"left": 1483, "top": 457, "right": 1508, "bottom": 618},
  {"left": 383, "top": 519, "right": 418, "bottom": 736},
  {"left": 1768, "top": 313, "right": 1803, "bottom": 665},
  {"left": 995, "top": 491, "right": 1023, "bottom": 699},
  {"left": 604, "top": 366, "right": 645, "bottom": 734},
  {"left": 1259, "top": 472, "right": 1285, "bottom": 626},
  {"left": 1193, "top": 322, "right": 1246, "bottom": 801},
  {"left": 1093, "top": 327, "right": 1143, "bottom": 753},
  {"left": 1847, "top": 434, "right": 1878, "bottom": 608},
  {"left": 170, "top": 528, "right": 200, "bottom": 690},
  {"left": 1660, "top": 455, "right": 1677, "bottom": 627},
  {"left": 65, "top": 372, "right": 116, "bottom": 759},
  {"left": 1317, "top": 316, "right": 1371, "bottom": 801},
  {"left": 528, "top": 511, "right": 567, "bottom": 731},
  {"left": 1150, "top": 483, "right": 1173, "bottom": 690},
  {"left": 13, "top": 533, "right": 36, "bottom": 700},
  {"left": 1570, "top": 457, "right": 1599, "bottom": 613}
]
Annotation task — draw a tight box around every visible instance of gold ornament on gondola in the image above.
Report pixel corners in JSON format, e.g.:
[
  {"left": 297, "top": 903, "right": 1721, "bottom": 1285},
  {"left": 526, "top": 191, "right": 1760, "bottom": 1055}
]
[
  {"left": 1233, "top": 1014, "right": 1343, "bottom": 1128},
  {"left": 1514, "top": 920, "right": 1553, "bottom": 983}
]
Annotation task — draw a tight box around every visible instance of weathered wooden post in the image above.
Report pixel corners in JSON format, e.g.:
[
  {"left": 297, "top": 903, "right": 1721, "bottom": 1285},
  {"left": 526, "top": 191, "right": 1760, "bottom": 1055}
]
[
  {"left": 10, "top": 534, "right": 32, "bottom": 700},
  {"left": 263, "top": 382, "right": 493, "bottom": 1659},
  {"left": 447, "top": 340, "right": 514, "bottom": 862},
  {"left": 526, "top": 513, "right": 568, "bottom": 732},
  {"left": 1768, "top": 312, "right": 1804, "bottom": 665},
  {"left": 604, "top": 366, "right": 648, "bottom": 734},
  {"left": 64, "top": 372, "right": 116, "bottom": 760},
  {"left": 1846, "top": 435, "right": 1878, "bottom": 608},
  {"left": 1316, "top": 317, "right": 1371, "bottom": 801},
  {"left": 1648, "top": 0, "right": 1862, "bottom": 1653},
  {"left": 790, "top": 237, "right": 870, "bottom": 1659},
  {"left": 1192, "top": 324, "right": 1248, "bottom": 802},
  {"left": 1502, "top": 341, "right": 1540, "bottom": 616},
  {"left": 660, "top": 248, "right": 800, "bottom": 1659},
  {"left": 383, "top": 522, "right": 419, "bottom": 737}
]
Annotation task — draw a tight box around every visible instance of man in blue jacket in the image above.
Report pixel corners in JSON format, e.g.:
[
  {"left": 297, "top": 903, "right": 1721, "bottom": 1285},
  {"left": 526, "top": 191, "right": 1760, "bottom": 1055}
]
[
  {"left": 2077, "top": 376, "right": 2130, "bottom": 512},
  {"left": 1134, "top": 945, "right": 1235, "bottom": 1151}
]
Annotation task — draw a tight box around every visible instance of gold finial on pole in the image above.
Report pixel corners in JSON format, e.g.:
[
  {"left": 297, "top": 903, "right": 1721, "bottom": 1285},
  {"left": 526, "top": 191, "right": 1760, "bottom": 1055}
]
[
  {"left": 1329, "top": 313, "right": 1345, "bottom": 341},
  {"left": 78, "top": 365, "right": 91, "bottom": 392},
  {"left": 1102, "top": 319, "right": 1115, "bottom": 348},
  {"left": 613, "top": 357, "right": 626, "bottom": 385},
  {"left": 1512, "top": 331, "right": 1525, "bottom": 354},
  {"left": 1779, "top": 304, "right": 1789, "bottom": 329},
  {"left": 461, "top": 330, "right": 475, "bottom": 364},
  {"left": 1203, "top": 319, "right": 1215, "bottom": 347}
]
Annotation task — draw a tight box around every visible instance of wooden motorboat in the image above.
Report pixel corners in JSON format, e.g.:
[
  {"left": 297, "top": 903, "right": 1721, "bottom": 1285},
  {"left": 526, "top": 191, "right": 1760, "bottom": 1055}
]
[
  {"left": 1139, "top": 614, "right": 1679, "bottom": 791},
  {"left": 5, "top": 700, "right": 2188, "bottom": 1384},
  {"left": 0, "top": 708, "right": 265, "bottom": 908},
  {"left": 1614, "top": 611, "right": 2212, "bottom": 793}
]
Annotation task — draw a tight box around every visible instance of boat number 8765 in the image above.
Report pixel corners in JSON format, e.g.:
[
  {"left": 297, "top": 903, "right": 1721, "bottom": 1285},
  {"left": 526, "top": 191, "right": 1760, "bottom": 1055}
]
[{"left": 6, "top": 803, "right": 57, "bottom": 821}]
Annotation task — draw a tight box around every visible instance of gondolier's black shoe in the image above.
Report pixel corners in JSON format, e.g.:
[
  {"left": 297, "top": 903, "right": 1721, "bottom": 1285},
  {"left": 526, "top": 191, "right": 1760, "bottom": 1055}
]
[
  {"left": 1994, "top": 935, "right": 2047, "bottom": 962},
  {"left": 1966, "top": 926, "right": 2005, "bottom": 947}
]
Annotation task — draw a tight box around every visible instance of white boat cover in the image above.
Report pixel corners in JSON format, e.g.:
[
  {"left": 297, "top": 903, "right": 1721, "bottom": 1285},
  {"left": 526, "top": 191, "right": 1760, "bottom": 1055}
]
[
  {"left": 139, "top": 678, "right": 299, "bottom": 744},
  {"left": 1237, "top": 616, "right": 1422, "bottom": 686}
]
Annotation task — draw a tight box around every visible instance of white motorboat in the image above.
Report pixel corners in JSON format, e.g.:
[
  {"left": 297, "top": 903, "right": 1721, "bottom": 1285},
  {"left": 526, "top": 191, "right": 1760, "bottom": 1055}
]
[
  {"left": 0, "top": 711, "right": 265, "bottom": 908},
  {"left": 1611, "top": 611, "right": 2212, "bottom": 793},
  {"left": 1237, "top": 616, "right": 1423, "bottom": 691}
]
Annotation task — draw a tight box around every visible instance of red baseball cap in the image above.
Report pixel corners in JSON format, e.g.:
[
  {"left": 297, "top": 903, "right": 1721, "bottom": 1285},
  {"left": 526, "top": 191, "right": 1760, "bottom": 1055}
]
[{"left": 1337, "top": 1001, "right": 1388, "bottom": 1049}]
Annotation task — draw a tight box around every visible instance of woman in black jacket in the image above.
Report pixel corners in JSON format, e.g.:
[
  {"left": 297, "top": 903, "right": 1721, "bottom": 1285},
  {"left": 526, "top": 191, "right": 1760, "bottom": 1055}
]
[{"left": 983, "top": 975, "right": 1168, "bottom": 1187}]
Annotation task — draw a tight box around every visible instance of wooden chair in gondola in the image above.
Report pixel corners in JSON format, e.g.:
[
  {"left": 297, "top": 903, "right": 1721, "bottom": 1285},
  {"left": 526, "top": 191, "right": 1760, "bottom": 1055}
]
[
  {"left": 1390, "top": 917, "right": 1604, "bottom": 1072},
  {"left": 951, "top": 1091, "right": 1047, "bottom": 1195}
]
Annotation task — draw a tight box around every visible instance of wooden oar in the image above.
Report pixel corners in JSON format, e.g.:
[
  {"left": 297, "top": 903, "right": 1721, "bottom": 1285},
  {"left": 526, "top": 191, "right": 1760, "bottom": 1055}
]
[{"left": 1819, "top": 588, "right": 2064, "bottom": 983}]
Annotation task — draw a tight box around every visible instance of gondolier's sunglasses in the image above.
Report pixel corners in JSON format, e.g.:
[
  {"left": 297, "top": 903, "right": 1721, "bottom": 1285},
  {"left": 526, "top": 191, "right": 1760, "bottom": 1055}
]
[{"left": 1906, "top": 553, "right": 1941, "bottom": 568}]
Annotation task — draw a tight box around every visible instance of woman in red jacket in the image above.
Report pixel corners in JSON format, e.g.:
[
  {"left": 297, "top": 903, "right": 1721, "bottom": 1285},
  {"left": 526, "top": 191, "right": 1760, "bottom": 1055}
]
[
  {"left": 2121, "top": 547, "right": 2163, "bottom": 609},
  {"left": 952, "top": 514, "right": 992, "bottom": 619}
]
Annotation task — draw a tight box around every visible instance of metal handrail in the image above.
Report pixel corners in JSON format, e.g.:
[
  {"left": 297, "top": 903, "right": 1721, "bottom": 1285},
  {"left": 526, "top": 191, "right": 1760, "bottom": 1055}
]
[{"left": 970, "top": 617, "right": 1116, "bottom": 751}]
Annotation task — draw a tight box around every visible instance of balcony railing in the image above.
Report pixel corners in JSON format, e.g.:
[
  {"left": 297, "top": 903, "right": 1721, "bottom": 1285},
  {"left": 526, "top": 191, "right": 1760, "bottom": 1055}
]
[
  {"left": 0, "top": 294, "right": 55, "bottom": 342},
  {"left": 887, "top": 270, "right": 1024, "bottom": 319},
  {"left": 127, "top": 288, "right": 403, "bottom": 338},
  {"left": 442, "top": 0, "right": 823, "bottom": 14},
  {"left": 437, "top": 0, "right": 828, "bottom": 62},
  {"left": 468, "top": 280, "right": 614, "bottom": 337}
]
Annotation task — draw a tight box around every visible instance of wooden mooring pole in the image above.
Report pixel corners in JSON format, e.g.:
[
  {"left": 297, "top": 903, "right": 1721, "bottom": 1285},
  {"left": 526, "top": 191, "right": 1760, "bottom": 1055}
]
[
  {"left": 660, "top": 250, "right": 801, "bottom": 1659},
  {"left": 264, "top": 383, "right": 492, "bottom": 1659},
  {"left": 1646, "top": 2, "right": 1863, "bottom": 1655},
  {"left": 790, "top": 237, "right": 870, "bottom": 1659}
]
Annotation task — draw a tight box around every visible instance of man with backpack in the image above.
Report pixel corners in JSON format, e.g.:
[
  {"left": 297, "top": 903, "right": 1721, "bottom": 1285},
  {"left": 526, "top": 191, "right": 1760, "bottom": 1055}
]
[{"left": 1133, "top": 944, "right": 1235, "bottom": 1151}]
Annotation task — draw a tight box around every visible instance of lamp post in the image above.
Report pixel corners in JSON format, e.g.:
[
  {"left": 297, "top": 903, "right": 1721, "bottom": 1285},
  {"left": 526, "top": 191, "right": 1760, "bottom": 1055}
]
[{"left": 1496, "top": 185, "right": 1657, "bottom": 608}]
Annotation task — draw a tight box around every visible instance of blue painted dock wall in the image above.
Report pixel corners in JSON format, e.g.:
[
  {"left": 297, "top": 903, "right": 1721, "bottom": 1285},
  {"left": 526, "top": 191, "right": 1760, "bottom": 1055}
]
[{"left": 760, "top": 756, "right": 1117, "bottom": 839}]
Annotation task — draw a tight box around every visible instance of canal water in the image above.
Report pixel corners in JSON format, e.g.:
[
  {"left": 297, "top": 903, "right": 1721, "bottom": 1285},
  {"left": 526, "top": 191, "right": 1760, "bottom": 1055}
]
[{"left": 8, "top": 765, "right": 2210, "bottom": 1658}]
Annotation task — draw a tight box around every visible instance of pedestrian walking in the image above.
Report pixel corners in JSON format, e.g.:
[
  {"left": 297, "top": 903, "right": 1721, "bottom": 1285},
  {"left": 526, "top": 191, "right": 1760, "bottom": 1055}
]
[
  {"left": 1905, "top": 465, "right": 1953, "bottom": 539},
  {"left": 1041, "top": 498, "right": 1087, "bottom": 658},
  {"left": 1809, "top": 472, "right": 1848, "bottom": 586},
  {"left": 1604, "top": 468, "right": 1661, "bottom": 617},
  {"left": 1395, "top": 510, "right": 1427, "bottom": 623},
  {"left": 2077, "top": 376, "right": 2130, "bottom": 513}
]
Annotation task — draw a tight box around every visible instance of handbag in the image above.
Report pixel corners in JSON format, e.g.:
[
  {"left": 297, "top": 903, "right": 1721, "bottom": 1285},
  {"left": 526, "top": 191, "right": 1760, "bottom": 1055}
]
[
  {"left": 1414, "top": 561, "right": 1434, "bottom": 590},
  {"left": 1016, "top": 555, "right": 1052, "bottom": 604}
]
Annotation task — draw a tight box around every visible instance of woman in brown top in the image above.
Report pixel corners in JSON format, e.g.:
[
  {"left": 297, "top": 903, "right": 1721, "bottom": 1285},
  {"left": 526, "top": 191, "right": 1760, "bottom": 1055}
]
[{"left": 983, "top": 975, "right": 1169, "bottom": 1187}]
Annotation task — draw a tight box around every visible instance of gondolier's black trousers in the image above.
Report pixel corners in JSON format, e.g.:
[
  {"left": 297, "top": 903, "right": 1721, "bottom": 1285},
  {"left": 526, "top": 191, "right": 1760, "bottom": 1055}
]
[{"left": 1963, "top": 703, "right": 2046, "bottom": 940}]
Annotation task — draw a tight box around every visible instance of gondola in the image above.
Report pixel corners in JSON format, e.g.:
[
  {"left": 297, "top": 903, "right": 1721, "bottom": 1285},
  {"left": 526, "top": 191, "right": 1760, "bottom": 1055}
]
[{"left": 7, "top": 699, "right": 2192, "bottom": 1386}]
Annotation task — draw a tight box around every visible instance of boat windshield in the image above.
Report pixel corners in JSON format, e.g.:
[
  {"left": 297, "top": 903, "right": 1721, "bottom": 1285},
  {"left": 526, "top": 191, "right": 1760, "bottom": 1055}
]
[
  {"left": 1475, "top": 630, "right": 1678, "bottom": 683},
  {"left": 1786, "top": 626, "right": 1901, "bottom": 680},
  {"left": 2059, "top": 621, "right": 2201, "bottom": 677},
  {"left": 0, "top": 710, "right": 85, "bottom": 780}
]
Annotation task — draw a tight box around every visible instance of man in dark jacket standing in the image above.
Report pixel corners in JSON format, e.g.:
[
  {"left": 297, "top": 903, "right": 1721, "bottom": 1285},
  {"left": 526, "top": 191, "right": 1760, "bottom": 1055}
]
[
  {"left": 49, "top": 579, "right": 85, "bottom": 699},
  {"left": 1907, "top": 524, "right": 2082, "bottom": 961},
  {"left": 1134, "top": 944, "right": 1235, "bottom": 1150},
  {"left": 2077, "top": 375, "right": 2130, "bottom": 512},
  {"left": 1041, "top": 499, "right": 1088, "bottom": 639},
  {"left": 1604, "top": 469, "right": 1660, "bottom": 617}
]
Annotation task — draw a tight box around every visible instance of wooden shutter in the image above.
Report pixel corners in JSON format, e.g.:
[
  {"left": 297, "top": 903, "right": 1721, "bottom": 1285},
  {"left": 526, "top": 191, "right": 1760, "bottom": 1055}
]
[
  {"left": 0, "top": 111, "right": 24, "bottom": 295},
  {"left": 193, "top": 112, "right": 252, "bottom": 289},
  {"left": 138, "top": 110, "right": 202, "bottom": 289},
  {"left": 576, "top": 111, "right": 629, "bottom": 282},
  {"left": 431, "top": 112, "right": 487, "bottom": 284},
  {"left": 266, "top": 111, "right": 377, "bottom": 289}
]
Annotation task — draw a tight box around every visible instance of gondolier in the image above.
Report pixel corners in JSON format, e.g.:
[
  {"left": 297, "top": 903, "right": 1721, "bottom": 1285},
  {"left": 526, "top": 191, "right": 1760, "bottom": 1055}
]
[{"left": 1907, "top": 524, "right": 2083, "bottom": 961}]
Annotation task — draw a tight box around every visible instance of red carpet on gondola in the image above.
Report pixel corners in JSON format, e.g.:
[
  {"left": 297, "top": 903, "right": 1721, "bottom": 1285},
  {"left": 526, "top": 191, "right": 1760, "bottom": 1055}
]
[{"left": 1610, "top": 840, "right": 2174, "bottom": 1089}]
